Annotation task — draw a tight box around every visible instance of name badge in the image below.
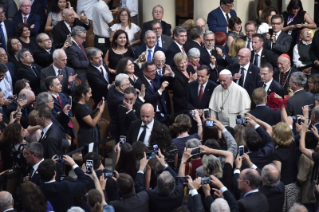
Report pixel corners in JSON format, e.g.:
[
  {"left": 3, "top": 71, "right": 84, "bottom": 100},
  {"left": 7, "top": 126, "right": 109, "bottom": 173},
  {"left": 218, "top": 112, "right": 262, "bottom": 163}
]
[
  {"left": 98, "top": 38, "right": 105, "bottom": 44},
  {"left": 288, "top": 30, "right": 292, "bottom": 35}
]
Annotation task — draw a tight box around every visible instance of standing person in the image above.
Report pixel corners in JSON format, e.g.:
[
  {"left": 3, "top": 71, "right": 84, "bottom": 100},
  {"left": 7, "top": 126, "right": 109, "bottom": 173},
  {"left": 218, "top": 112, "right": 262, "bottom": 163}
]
[
  {"left": 7, "top": 37, "right": 23, "bottom": 70},
  {"left": 0, "top": 6, "right": 16, "bottom": 51},
  {"left": 117, "top": 0, "right": 138, "bottom": 24}
]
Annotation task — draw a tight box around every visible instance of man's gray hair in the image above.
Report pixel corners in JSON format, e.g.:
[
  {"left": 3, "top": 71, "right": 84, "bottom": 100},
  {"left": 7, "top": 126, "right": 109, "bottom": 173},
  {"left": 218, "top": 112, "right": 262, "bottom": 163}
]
[
  {"left": 87, "top": 48, "right": 102, "bottom": 61},
  {"left": 203, "top": 31, "right": 214, "bottom": 40},
  {"left": 36, "top": 33, "right": 48, "bottom": 43},
  {"left": 67, "top": 207, "right": 85, "bottom": 212},
  {"left": 157, "top": 171, "right": 175, "bottom": 196},
  {"left": 187, "top": 48, "right": 200, "bottom": 59},
  {"left": 36, "top": 92, "right": 51, "bottom": 106},
  {"left": 202, "top": 154, "right": 223, "bottom": 178},
  {"left": 261, "top": 164, "right": 280, "bottom": 187},
  {"left": 144, "top": 30, "right": 157, "bottom": 40},
  {"left": 0, "top": 192, "right": 13, "bottom": 211},
  {"left": 288, "top": 203, "right": 308, "bottom": 212},
  {"left": 19, "top": 0, "right": 30, "bottom": 6},
  {"left": 25, "top": 142, "right": 44, "bottom": 159},
  {"left": 291, "top": 72, "right": 307, "bottom": 88},
  {"left": 115, "top": 73, "right": 129, "bottom": 87},
  {"left": 186, "top": 138, "right": 201, "bottom": 148},
  {"left": 16, "top": 48, "right": 30, "bottom": 61},
  {"left": 173, "top": 26, "right": 187, "bottom": 37},
  {"left": 311, "top": 106, "right": 319, "bottom": 120},
  {"left": 190, "top": 26, "right": 204, "bottom": 40},
  {"left": 52, "top": 49, "right": 65, "bottom": 60},
  {"left": 152, "top": 5, "right": 164, "bottom": 14},
  {"left": 71, "top": 26, "right": 86, "bottom": 38},
  {"left": 210, "top": 198, "right": 230, "bottom": 212}
]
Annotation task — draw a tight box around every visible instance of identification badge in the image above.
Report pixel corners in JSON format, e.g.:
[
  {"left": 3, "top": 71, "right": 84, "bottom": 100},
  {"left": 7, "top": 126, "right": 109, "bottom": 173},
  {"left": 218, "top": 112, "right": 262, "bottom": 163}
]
[
  {"left": 288, "top": 30, "right": 292, "bottom": 35},
  {"left": 98, "top": 38, "right": 105, "bottom": 44}
]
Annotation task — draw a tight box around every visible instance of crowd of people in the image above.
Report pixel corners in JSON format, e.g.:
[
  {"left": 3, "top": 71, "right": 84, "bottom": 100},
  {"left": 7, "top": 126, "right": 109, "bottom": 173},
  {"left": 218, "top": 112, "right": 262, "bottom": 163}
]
[{"left": 1, "top": 0, "right": 319, "bottom": 211}]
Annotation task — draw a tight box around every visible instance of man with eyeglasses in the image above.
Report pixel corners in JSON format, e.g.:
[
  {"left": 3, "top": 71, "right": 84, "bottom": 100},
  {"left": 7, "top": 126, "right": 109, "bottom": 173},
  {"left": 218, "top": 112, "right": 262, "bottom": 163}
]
[
  {"left": 309, "top": 29, "right": 319, "bottom": 74},
  {"left": 153, "top": 51, "right": 174, "bottom": 78},
  {"left": 65, "top": 26, "right": 89, "bottom": 83},
  {"left": 149, "top": 20, "right": 172, "bottom": 50},
  {"left": 0, "top": 6, "right": 15, "bottom": 51},
  {"left": 207, "top": 0, "right": 237, "bottom": 34},
  {"left": 140, "top": 5, "right": 172, "bottom": 41},
  {"left": 293, "top": 28, "right": 312, "bottom": 73},
  {"left": 34, "top": 33, "right": 58, "bottom": 68},
  {"left": 240, "top": 21, "right": 257, "bottom": 51},
  {"left": 264, "top": 14, "right": 292, "bottom": 57}
]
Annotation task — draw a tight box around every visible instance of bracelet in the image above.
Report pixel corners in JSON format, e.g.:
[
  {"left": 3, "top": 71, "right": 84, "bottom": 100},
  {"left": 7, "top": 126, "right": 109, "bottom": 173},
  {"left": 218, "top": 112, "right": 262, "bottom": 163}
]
[{"left": 197, "top": 124, "right": 202, "bottom": 126}]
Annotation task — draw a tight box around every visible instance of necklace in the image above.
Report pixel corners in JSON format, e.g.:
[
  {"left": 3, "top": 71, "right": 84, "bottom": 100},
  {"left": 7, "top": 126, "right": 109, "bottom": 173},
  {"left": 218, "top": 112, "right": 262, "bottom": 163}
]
[
  {"left": 220, "top": 86, "right": 232, "bottom": 111},
  {"left": 279, "top": 68, "right": 291, "bottom": 88}
]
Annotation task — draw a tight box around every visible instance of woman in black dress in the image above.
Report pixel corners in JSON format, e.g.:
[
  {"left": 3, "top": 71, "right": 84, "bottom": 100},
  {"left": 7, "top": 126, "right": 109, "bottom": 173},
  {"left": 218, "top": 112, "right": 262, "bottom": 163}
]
[
  {"left": 104, "top": 30, "right": 135, "bottom": 82},
  {"left": 7, "top": 37, "right": 22, "bottom": 69},
  {"left": 16, "top": 23, "right": 38, "bottom": 54},
  {"left": 116, "top": 57, "right": 139, "bottom": 85},
  {"left": 73, "top": 84, "right": 105, "bottom": 156}
]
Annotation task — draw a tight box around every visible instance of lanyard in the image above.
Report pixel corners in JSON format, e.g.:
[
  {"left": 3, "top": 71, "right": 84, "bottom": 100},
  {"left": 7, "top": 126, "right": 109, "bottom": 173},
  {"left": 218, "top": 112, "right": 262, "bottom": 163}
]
[{"left": 287, "top": 14, "right": 297, "bottom": 25}]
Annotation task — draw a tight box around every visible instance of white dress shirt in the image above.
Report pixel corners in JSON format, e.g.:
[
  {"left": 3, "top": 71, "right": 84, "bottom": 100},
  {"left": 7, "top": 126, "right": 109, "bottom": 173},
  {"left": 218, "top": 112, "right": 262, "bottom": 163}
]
[
  {"left": 41, "top": 122, "right": 53, "bottom": 139},
  {"left": 252, "top": 48, "right": 263, "bottom": 67},
  {"left": 146, "top": 45, "right": 156, "bottom": 61},
  {"left": 157, "top": 36, "right": 162, "bottom": 48},
  {"left": 22, "top": 14, "right": 30, "bottom": 23},
  {"left": 174, "top": 41, "right": 184, "bottom": 53},
  {"left": 137, "top": 119, "right": 154, "bottom": 146},
  {"left": 92, "top": 0, "right": 113, "bottom": 38},
  {"left": 263, "top": 78, "right": 273, "bottom": 92},
  {"left": 31, "top": 158, "right": 44, "bottom": 177},
  {"left": 0, "top": 22, "right": 8, "bottom": 45},
  {"left": 64, "top": 21, "right": 72, "bottom": 32},
  {"left": 93, "top": 64, "right": 109, "bottom": 83},
  {"left": 219, "top": 7, "right": 231, "bottom": 32},
  {"left": 198, "top": 80, "right": 208, "bottom": 95},
  {"left": 293, "top": 41, "right": 312, "bottom": 68}
]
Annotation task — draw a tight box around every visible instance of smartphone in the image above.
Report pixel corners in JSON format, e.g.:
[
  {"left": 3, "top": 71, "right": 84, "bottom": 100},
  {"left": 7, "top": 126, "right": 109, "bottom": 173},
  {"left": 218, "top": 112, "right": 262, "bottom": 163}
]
[
  {"left": 176, "top": 176, "right": 189, "bottom": 183},
  {"left": 60, "top": 175, "right": 66, "bottom": 181},
  {"left": 309, "top": 104, "right": 314, "bottom": 111},
  {"left": 22, "top": 94, "right": 26, "bottom": 100},
  {"left": 104, "top": 171, "right": 115, "bottom": 178},
  {"left": 201, "top": 177, "right": 211, "bottom": 185},
  {"left": 189, "top": 110, "right": 195, "bottom": 116},
  {"left": 162, "top": 65, "right": 166, "bottom": 74},
  {"left": 67, "top": 34, "right": 72, "bottom": 45},
  {"left": 153, "top": 144, "right": 158, "bottom": 152},
  {"left": 239, "top": 145, "right": 244, "bottom": 158},
  {"left": 69, "top": 96, "right": 72, "bottom": 108},
  {"left": 206, "top": 120, "right": 214, "bottom": 126},
  {"left": 86, "top": 160, "right": 93, "bottom": 174},
  {"left": 203, "top": 108, "right": 210, "bottom": 118},
  {"left": 268, "top": 28, "right": 273, "bottom": 36},
  {"left": 191, "top": 147, "right": 201, "bottom": 156},
  {"left": 119, "top": 135, "right": 126, "bottom": 146},
  {"left": 56, "top": 155, "right": 64, "bottom": 163},
  {"left": 146, "top": 152, "right": 156, "bottom": 159},
  {"left": 102, "top": 97, "right": 105, "bottom": 102},
  {"left": 80, "top": 10, "right": 85, "bottom": 16}
]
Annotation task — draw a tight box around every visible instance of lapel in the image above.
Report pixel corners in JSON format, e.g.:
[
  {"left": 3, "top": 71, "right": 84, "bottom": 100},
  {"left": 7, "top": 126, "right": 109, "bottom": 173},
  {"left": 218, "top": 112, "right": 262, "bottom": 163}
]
[
  {"left": 60, "top": 21, "right": 71, "bottom": 36},
  {"left": 217, "top": 8, "right": 227, "bottom": 24},
  {"left": 243, "top": 63, "right": 252, "bottom": 87},
  {"left": 141, "top": 75, "right": 155, "bottom": 94},
  {"left": 276, "top": 32, "right": 285, "bottom": 43},
  {"left": 267, "top": 80, "right": 274, "bottom": 93},
  {"left": 48, "top": 65, "right": 56, "bottom": 76},
  {"left": 91, "top": 64, "right": 108, "bottom": 83},
  {"left": 260, "top": 49, "right": 266, "bottom": 64}
]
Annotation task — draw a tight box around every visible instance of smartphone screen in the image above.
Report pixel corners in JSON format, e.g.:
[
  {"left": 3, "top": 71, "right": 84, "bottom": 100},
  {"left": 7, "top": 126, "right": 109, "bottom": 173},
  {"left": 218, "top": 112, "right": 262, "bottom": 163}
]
[
  {"left": 69, "top": 96, "right": 72, "bottom": 107},
  {"left": 153, "top": 144, "right": 158, "bottom": 152},
  {"left": 176, "top": 176, "right": 188, "bottom": 183},
  {"left": 86, "top": 160, "right": 93, "bottom": 174},
  {"left": 191, "top": 147, "right": 200, "bottom": 156},
  {"left": 206, "top": 120, "right": 214, "bottom": 126},
  {"left": 119, "top": 136, "right": 126, "bottom": 146},
  {"left": 239, "top": 145, "right": 244, "bottom": 157},
  {"left": 201, "top": 177, "right": 211, "bottom": 185},
  {"left": 203, "top": 109, "right": 209, "bottom": 118},
  {"left": 146, "top": 152, "right": 156, "bottom": 159}
]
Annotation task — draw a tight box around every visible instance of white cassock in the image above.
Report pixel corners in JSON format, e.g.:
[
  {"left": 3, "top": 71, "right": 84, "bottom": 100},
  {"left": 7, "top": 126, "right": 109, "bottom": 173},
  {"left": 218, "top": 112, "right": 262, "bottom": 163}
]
[{"left": 209, "top": 82, "right": 251, "bottom": 127}]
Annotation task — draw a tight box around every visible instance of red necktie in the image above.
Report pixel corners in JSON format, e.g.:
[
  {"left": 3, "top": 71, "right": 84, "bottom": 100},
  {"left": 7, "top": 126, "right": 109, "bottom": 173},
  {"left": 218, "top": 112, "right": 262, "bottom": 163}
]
[
  {"left": 57, "top": 96, "right": 73, "bottom": 128},
  {"left": 100, "top": 67, "right": 104, "bottom": 77},
  {"left": 181, "top": 46, "right": 185, "bottom": 53},
  {"left": 198, "top": 85, "right": 203, "bottom": 104},
  {"left": 23, "top": 16, "right": 27, "bottom": 23},
  {"left": 79, "top": 45, "right": 87, "bottom": 58}
]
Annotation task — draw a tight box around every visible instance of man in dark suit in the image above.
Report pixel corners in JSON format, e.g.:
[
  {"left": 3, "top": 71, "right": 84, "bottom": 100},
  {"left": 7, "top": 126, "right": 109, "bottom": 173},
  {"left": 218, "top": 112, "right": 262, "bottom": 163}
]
[
  {"left": 12, "top": 0, "right": 41, "bottom": 37},
  {"left": 36, "top": 105, "right": 65, "bottom": 159},
  {"left": 87, "top": 48, "right": 111, "bottom": 105},
  {"left": 134, "top": 30, "right": 166, "bottom": 61},
  {"left": 240, "top": 21, "right": 257, "bottom": 51},
  {"left": 0, "top": 6, "right": 15, "bottom": 51},
  {"left": 16, "top": 48, "right": 41, "bottom": 95},
  {"left": 286, "top": 72, "right": 315, "bottom": 116},
  {"left": 207, "top": 0, "right": 236, "bottom": 34},
  {"left": 65, "top": 26, "right": 89, "bottom": 83},
  {"left": 127, "top": 103, "right": 159, "bottom": 145},
  {"left": 33, "top": 33, "right": 56, "bottom": 68},
  {"left": 258, "top": 63, "right": 284, "bottom": 98},
  {"left": 264, "top": 14, "right": 292, "bottom": 57},
  {"left": 40, "top": 49, "right": 76, "bottom": 96},
  {"left": 200, "top": 31, "right": 232, "bottom": 83},
  {"left": 0, "top": 0, "right": 17, "bottom": 20},
  {"left": 165, "top": 26, "right": 187, "bottom": 68},
  {"left": 251, "top": 33, "right": 278, "bottom": 68},
  {"left": 150, "top": 20, "right": 172, "bottom": 50},
  {"left": 249, "top": 88, "right": 281, "bottom": 126},
  {"left": 309, "top": 29, "right": 319, "bottom": 74},
  {"left": 140, "top": 5, "right": 171, "bottom": 41},
  {"left": 0, "top": 191, "right": 17, "bottom": 212},
  {"left": 52, "top": 8, "right": 90, "bottom": 48},
  {"left": 259, "top": 164, "right": 285, "bottom": 212},
  {"left": 23, "top": 142, "right": 44, "bottom": 186},
  {"left": 184, "top": 26, "right": 203, "bottom": 53},
  {"left": 30, "top": 0, "right": 46, "bottom": 32},
  {"left": 38, "top": 157, "right": 89, "bottom": 212},
  {"left": 229, "top": 48, "right": 261, "bottom": 97}
]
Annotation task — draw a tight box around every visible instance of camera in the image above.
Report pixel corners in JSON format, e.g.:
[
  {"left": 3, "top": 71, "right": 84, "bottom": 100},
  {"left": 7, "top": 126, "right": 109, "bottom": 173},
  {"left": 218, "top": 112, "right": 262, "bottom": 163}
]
[
  {"left": 189, "top": 110, "right": 195, "bottom": 116},
  {"left": 236, "top": 115, "right": 246, "bottom": 125},
  {"left": 56, "top": 155, "right": 64, "bottom": 163},
  {"left": 201, "top": 177, "right": 211, "bottom": 185}
]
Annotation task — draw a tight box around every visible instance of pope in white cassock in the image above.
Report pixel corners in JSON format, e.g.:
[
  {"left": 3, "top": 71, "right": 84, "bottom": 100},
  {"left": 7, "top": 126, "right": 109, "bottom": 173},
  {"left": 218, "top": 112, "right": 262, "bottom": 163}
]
[{"left": 209, "top": 69, "right": 251, "bottom": 127}]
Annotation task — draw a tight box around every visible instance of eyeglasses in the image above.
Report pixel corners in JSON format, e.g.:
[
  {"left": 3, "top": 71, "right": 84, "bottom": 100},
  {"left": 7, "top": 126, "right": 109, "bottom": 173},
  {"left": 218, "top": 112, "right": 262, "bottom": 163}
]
[
  {"left": 237, "top": 55, "right": 247, "bottom": 59},
  {"left": 271, "top": 22, "right": 282, "bottom": 26},
  {"left": 224, "top": 4, "right": 234, "bottom": 8},
  {"left": 205, "top": 39, "right": 215, "bottom": 42},
  {"left": 77, "top": 35, "right": 86, "bottom": 40},
  {"left": 152, "top": 27, "right": 162, "bottom": 31},
  {"left": 303, "top": 30, "right": 312, "bottom": 34},
  {"left": 21, "top": 5, "right": 31, "bottom": 7},
  {"left": 259, "top": 73, "right": 270, "bottom": 76}
]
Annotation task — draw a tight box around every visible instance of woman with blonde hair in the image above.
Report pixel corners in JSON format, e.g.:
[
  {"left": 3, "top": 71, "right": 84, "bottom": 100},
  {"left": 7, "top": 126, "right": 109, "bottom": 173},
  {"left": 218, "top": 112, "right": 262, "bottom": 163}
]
[
  {"left": 228, "top": 38, "right": 245, "bottom": 64},
  {"left": 234, "top": 124, "right": 245, "bottom": 146},
  {"left": 181, "top": 19, "right": 195, "bottom": 35}
]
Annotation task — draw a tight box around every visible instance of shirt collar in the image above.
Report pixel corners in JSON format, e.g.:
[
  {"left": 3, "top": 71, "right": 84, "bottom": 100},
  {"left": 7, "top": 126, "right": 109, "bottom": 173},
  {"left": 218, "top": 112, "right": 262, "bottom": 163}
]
[
  {"left": 255, "top": 48, "right": 263, "bottom": 55},
  {"left": 52, "top": 65, "right": 60, "bottom": 75},
  {"left": 146, "top": 45, "right": 156, "bottom": 52},
  {"left": 174, "top": 41, "right": 183, "bottom": 50},
  {"left": 33, "top": 158, "right": 44, "bottom": 171},
  {"left": 42, "top": 122, "right": 53, "bottom": 137},
  {"left": 301, "top": 40, "right": 312, "bottom": 45},
  {"left": 274, "top": 30, "right": 282, "bottom": 36},
  {"left": 294, "top": 88, "right": 304, "bottom": 94},
  {"left": 199, "top": 80, "right": 208, "bottom": 88},
  {"left": 240, "top": 62, "right": 250, "bottom": 70},
  {"left": 243, "top": 189, "right": 259, "bottom": 197},
  {"left": 219, "top": 6, "right": 227, "bottom": 15},
  {"left": 49, "top": 91, "right": 59, "bottom": 99},
  {"left": 142, "top": 118, "right": 154, "bottom": 128},
  {"left": 265, "top": 78, "right": 273, "bottom": 86}
]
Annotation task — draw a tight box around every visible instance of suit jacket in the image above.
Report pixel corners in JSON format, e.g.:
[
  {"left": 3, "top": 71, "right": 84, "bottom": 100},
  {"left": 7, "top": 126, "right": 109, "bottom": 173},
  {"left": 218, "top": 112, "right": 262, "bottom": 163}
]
[
  {"left": 286, "top": 89, "right": 315, "bottom": 116},
  {"left": 207, "top": 7, "right": 237, "bottom": 33},
  {"left": 30, "top": 0, "right": 46, "bottom": 32},
  {"left": 110, "top": 190, "right": 149, "bottom": 212},
  {"left": 28, "top": 162, "right": 43, "bottom": 186},
  {"left": 273, "top": 67, "right": 299, "bottom": 96},
  {"left": 187, "top": 194, "right": 205, "bottom": 212},
  {"left": 140, "top": 20, "right": 172, "bottom": 40},
  {"left": 249, "top": 105, "right": 281, "bottom": 126},
  {"left": 126, "top": 119, "right": 160, "bottom": 144},
  {"left": 159, "top": 34, "right": 172, "bottom": 50},
  {"left": 229, "top": 63, "right": 261, "bottom": 97},
  {"left": 184, "top": 40, "right": 201, "bottom": 53},
  {"left": 86, "top": 63, "right": 110, "bottom": 105},
  {"left": 12, "top": 12, "right": 41, "bottom": 37},
  {"left": 40, "top": 65, "right": 75, "bottom": 96},
  {"left": 165, "top": 42, "right": 182, "bottom": 68},
  {"left": 250, "top": 48, "right": 278, "bottom": 68},
  {"left": 134, "top": 44, "right": 166, "bottom": 60},
  {"left": 3, "top": 20, "right": 16, "bottom": 48},
  {"left": 6, "top": 62, "right": 17, "bottom": 87},
  {"left": 107, "top": 86, "right": 124, "bottom": 137},
  {"left": 65, "top": 41, "right": 90, "bottom": 83},
  {"left": 186, "top": 80, "right": 217, "bottom": 110},
  {"left": 309, "top": 30, "right": 319, "bottom": 74},
  {"left": 237, "top": 192, "right": 269, "bottom": 212},
  {"left": 39, "top": 123, "right": 65, "bottom": 159},
  {"left": 17, "top": 63, "right": 42, "bottom": 95},
  {"left": 204, "top": 190, "right": 239, "bottom": 212},
  {"left": 52, "top": 18, "right": 90, "bottom": 48},
  {"left": 40, "top": 167, "right": 89, "bottom": 212},
  {"left": 257, "top": 79, "right": 284, "bottom": 98},
  {"left": 264, "top": 31, "right": 292, "bottom": 57},
  {"left": 259, "top": 182, "right": 285, "bottom": 212},
  {"left": 33, "top": 45, "right": 55, "bottom": 68}
]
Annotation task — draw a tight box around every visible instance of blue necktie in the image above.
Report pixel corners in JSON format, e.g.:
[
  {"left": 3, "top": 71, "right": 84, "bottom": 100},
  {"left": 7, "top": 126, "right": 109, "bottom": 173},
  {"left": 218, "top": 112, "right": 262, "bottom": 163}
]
[
  {"left": 147, "top": 49, "right": 152, "bottom": 61},
  {"left": 0, "top": 23, "right": 6, "bottom": 50},
  {"left": 158, "top": 69, "right": 162, "bottom": 76}
]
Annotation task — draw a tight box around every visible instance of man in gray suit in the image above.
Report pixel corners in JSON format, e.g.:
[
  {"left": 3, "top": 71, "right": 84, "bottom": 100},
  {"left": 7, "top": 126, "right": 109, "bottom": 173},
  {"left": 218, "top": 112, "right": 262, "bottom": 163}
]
[
  {"left": 151, "top": 20, "right": 172, "bottom": 50},
  {"left": 40, "top": 49, "right": 77, "bottom": 96}
]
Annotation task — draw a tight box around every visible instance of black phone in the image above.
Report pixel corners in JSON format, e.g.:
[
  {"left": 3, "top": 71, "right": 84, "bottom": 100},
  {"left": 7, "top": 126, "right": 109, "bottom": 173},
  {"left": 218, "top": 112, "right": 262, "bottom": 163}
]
[
  {"left": 268, "top": 28, "right": 273, "bottom": 36},
  {"left": 153, "top": 144, "right": 158, "bottom": 152},
  {"left": 86, "top": 160, "right": 93, "bottom": 174},
  {"left": 206, "top": 120, "right": 214, "bottom": 126},
  {"left": 69, "top": 96, "right": 72, "bottom": 108},
  {"left": 146, "top": 152, "right": 156, "bottom": 159},
  {"left": 203, "top": 108, "right": 209, "bottom": 118},
  {"left": 191, "top": 147, "right": 201, "bottom": 155},
  {"left": 176, "top": 176, "right": 189, "bottom": 183},
  {"left": 162, "top": 65, "right": 166, "bottom": 74},
  {"left": 56, "top": 155, "right": 64, "bottom": 163},
  {"left": 201, "top": 177, "right": 211, "bottom": 185}
]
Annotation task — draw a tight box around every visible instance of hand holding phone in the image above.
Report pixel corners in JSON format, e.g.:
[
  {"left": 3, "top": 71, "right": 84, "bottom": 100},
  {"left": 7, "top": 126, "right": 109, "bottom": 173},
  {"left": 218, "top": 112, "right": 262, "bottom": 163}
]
[
  {"left": 239, "top": 145, "right": 244, "bottom": 158},
  {"left": 191, "top": 147, "right": 201, "bottom": 156},
  {"left": 86, "top": 160, "right": 93, "bottom": 174}
]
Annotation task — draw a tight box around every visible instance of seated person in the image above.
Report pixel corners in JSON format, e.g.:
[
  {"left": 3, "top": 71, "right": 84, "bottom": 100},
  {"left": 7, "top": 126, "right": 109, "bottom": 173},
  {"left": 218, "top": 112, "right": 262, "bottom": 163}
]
[{"left": 293, "top": 28, "right": 313, "bottom": 72}]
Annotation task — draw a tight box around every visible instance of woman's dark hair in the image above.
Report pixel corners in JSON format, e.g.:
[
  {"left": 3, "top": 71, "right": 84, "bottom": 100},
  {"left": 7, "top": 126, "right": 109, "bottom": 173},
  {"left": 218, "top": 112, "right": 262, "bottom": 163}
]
[
  {"left": 287, "top": 0, "right": 303, "bottom": 17},
  {"left": 149, "top": 123, "right": 173, "bottom": 150},
  {"left": 7, "top": 37, "right": 20, "bottom": 55},
  {"left": 116, "top": 57, "right": 134, "bottom": 74},
  {"left": 256, "top": 0, "right": 271, "bottom": 15},
  {"left": 308, "top": 74, "right": 319, "bottom": 93},
  {"left": 204, "top": 139, "right": 221, "bottom": 150},
  {"left": 115, "top": 8, "right": 133, "bottom": 29},
  {"left": 3, "top": 123, "right": 23, "bottom": 145},
  {"left": 87, "top": 189, "right": 103, "bottom": 212},
  {"left": 20, "top": 181, "right": 48, "bottom": 212},
  {"left": 215, "top": 32, "right": 227, "bottom": 46},
  {"left": 111, "top": 29, "right": 129, "bottom": 49},
  {"left": 306, "top": 132, "right": 318, "bottom": 149},
  {"left": 115, "top": 142, "right": 137, "bottom": 179},
  {"left": 172, "top": 114, "right": 192, "bottom": 134},
  {"left": 202, "top": 125, "right": 219, "bottom": 143},
  {"left": 14, "top": 78, "right": 30, "bottom": 95},
  {"left": 49, "top": 0, "right": 63, "bottom": 13},
  {"left": 259, "top": 6, "right": 278, "bottom": 23},
  {"left": 72, "top": 84, "right": 90, "bottom": 113},
  {"left": 16, "top": 23, "right": 30, "bottom": 37},
  {"left": 228, "top": 16, "right": 242, "bottom": 31},
  {"left": 132, "top": 141, "right": 148, "bottom": 160}
]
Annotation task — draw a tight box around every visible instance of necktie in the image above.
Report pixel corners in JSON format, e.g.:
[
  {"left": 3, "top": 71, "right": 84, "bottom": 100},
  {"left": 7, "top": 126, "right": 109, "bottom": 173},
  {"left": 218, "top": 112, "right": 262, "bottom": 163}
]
[
  {"left": 30, "top": 66, "right": 37, "bottom": 76},
  {"left": 58, "top": 69, "right": 62, "bottom": 75},
  {"left": 274, "top": 33, "right": 277, "bottom": 42},
  {"left": 247, "top": 39, "right": 251, "bottom": 49},
  {"left": 147, "top": 49, "right": 152, "bottom": 61},
  {"left": 254, "top": 54, "right": 259, "bottom": 67},
  {"left": 239, "top": 67, "right": 246, "bottom": 87},
  {"left": 79, "top": 45, "right": 87, "bottom": 58},
  {"left": 150, "top": 80, "right": 155, "bottom": 91},
  {"left": 226, "top": 13, "right": 230, "bottom": 23},
  {"left": 70, "top": 25, "right": 73, "bottom": 31},
  {"left": 0, "top": 24, "right": 6, "bottom": 50},
  {"left": 198, "top": 85, "right": 204, "bottom": 104},
  {"left": 57, "top": 96, "right": 64, "bottom": 110},
  {"left": 40, "top": 130, "right": 44, "bottom": 140},
  {"left": 263, "top": 83, "right": 267, "bottom": 89},
  {"left": 30, "top": 167, "right": 35, "bottom": 178},
  {"left": 138, "top": 125, "right": 148, "bottom": 143},
  {"left": 181, "top": 46, "right": 185, "bottom": 53},
  {"left": 100, "top": 67, "right": 104, "bottom": 78},
  {"left": 158, "top": 69, "right": 162, "bottom": 76},
  {"left": 23, "top": 16, "right": 27, "bottom": 23}
]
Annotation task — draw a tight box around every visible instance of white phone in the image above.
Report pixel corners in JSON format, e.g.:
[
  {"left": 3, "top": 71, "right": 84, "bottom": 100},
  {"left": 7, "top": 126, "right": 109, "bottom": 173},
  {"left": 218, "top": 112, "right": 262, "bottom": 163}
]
[{"left": 239, "top": 145, "right": 244, "bottom": 158}]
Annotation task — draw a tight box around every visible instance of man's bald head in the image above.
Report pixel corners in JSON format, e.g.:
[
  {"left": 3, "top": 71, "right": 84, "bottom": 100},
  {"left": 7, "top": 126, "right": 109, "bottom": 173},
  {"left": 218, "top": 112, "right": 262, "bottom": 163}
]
[
  {"left": 261, "top": 164, "right": 280, "bottom": 187},
  {"left": 140, "top": 103, "right": 155, "bottom": 125},
  {"left": 237, "top": 48, "right": 251, "bottom": 66},
  {"left": 238, "top": 168, "right": 261, "bottom": 193},
  {"left": 153, "top": 51, "right": 166, "bottom": 69},
  {"left": 19, "top": 88, "right": 35, "bottom": 106},
  {"left": 0, "top": 191, "right": 13, "bottom": 211}
]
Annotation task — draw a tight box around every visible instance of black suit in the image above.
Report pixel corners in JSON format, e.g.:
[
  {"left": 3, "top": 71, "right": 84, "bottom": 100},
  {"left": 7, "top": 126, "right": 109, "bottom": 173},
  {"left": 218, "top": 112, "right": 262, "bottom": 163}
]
[
  {"left": 309, "top": 30, "right": 319, "bottom": 74},
  {"left": 237, "top": 192, "right": 269, "bottom": 212},
  {"left": 33, "top": 45, "right": 55, "bottom": 68},
  {"left": 28, "top": 161, "right": 43, "bottom": 186},
  {"left": 286, "top": 89, "right": 315, "bottom": 116},
  {"left": 250, "top": 48, "right": 278, "bottom": 68},
  {"left": 107, "top": 86, "right": 124, "bottom": 137},
  {"left": 134, "top": 44, "right": 166, "bottom": 60},
  {"left": 39, "top": 123, "right": 65, "bottom": 159},
  {"left": 6, "top": 62, "right": 17, "bottom": 87},
  {"left": 273, "top": 68, "right": 299, "bottom": 96},
  {"left": 2, "top": 20, "right": 16, "bottom": 50},
  {"left": 140, "top": 20, "right": 172, "bottom": 41},
  {"left": 86, "top": 63, "right": 110, "bottom": 105},
  {"left": 257, "top": 79, "right": 284, "bottom": 98},
  {"left": 52, "top": 19, "right": 90, "bottom": 48},
  {"left": 204, "top": 190, "right": 239, "bottom": 212},
  {"left": 165, "top": 42, "right": 182, "bottom": 68},
  {"left": 229, "top": 63, "right": 261, "bottom": 97},
  {"left": 17, "top": 63, "right": 42, "bottom": 95},
  {"left": 30, "top": 0, "right": 46, "bottom": 32},
  {"left": 186, "top": 80, "right": 217, "bottom": 110},
  {"left": 12, "top": 12, "right": 41, "bottom": 37},
  {"left": 110, "top": 190, "right": 149, "bottom": 212},
  {"left": 259, "top": 182, "right": 285, "bottom": 212},
  {"left": 264, "top": 31, "right": 292, "bottom": 57},
  {"left": 184, "top": 40, "right": 201, "bottom": 53},
  {"left": 41, "top": 167, "right": 89, "bottom": 212},
  {"left": 249, "top": 105, "right": 281, "bottom": 126},
  {"left": 187, "top": 193, "right": 205, "bottom": 212},
  {"left": 126, "top": 119, "right": 159, "bottom": 144}
]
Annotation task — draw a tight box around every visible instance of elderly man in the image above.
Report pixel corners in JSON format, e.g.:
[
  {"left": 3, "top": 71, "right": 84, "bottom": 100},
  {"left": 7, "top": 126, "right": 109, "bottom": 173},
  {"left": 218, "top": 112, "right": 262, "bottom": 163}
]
[
  {"left": 240, "top": 21, "right": 257, "bottom": 51},
  {"left": 0, "top": 6, "right": 15, "bottom": 51},
  {"left": 153, "top": 51, "right": 175, "bottom": 77},
  {"left": 150, "top": 20, "right": 172, "bottom": 50},
  {"left": 229, "top": 48, "right": 260, "bottom": 97},
  {"left": 195, "top": 17, "right": 206, "bottom": 32},
  {"left": 140, "top": 5, "right": 172, "bottom": 40},
  {"left": 23, "top": 142, "right": 44, "bottom": 186},
  {"left": 293, "top": 28, "right": 313, "bottom": 72},
  {"left": 273, "top": 54, "right": 298, "bottom": 97},
  {"left": 52, "top": 8, "right": 90, "bottom": 49},
  {"left": 165, "top": 26, "right": 187, "bottom": 68},
  {"left": 0, "top": 191, "right": 16, "bottom": 212},
  {"left": 40, "top": 49, "right": 76, "bottom": 96},
  {"left": 184, "top": 26, "right": 204, "bottom": 53},
  {"left": 65, "top": 26, "right": 90, "bottom": 83},
  {"left": 209, "top": 69, "right": 250, "bottom": 127},
  {"left": 0, "top": 0, "right": 17, "bottom": 20}
]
